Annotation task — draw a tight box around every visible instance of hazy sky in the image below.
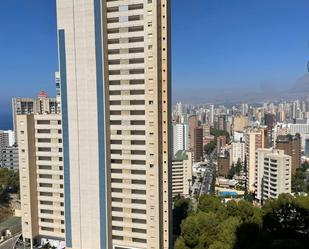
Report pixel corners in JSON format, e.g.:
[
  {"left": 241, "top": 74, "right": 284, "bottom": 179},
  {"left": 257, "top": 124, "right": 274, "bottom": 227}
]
[{"left": 1, "top": 0, "right": 309, "bottom": 128}]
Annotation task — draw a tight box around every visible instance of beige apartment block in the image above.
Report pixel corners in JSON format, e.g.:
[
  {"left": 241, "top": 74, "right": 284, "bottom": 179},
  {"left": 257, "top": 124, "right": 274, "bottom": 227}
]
[
  {"left": 255, "top": 148, "right": 291, "bottom": 202},
  {"left": 17, "top": 114, "right": 65, "bottom": 248},
  {"left": 56, "top": 0, "right": 171, "bottom": 249},
  {"left": 233, "top": 115, "right": 249, "bottom": 133},
  {"left": 172, "top": 151, "right": 193, "bottom": 197},
  {"left": 245, "top": 128, "right": 265, "bottom": 192},
  {"left": 12, "top": 95, "right": 58, "bottom": 139}
]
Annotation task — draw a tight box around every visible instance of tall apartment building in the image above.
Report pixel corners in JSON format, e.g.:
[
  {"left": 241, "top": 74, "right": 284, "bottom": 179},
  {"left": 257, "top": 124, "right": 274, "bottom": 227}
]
[
  {"left": 173, "top": 123, "right": 188, "bottom": 155},
  {"left": 255, "top": 148, "right": 291, "bottom": 203},
  {"left": 55, "top": 72, "right": 62, "bottom": 113},
  {"left": 172, "top": 150, "right": 193, "bottom": 197},
  {"left": 194, "top": 127, "right": 204, "bottom": 162},
  {"left": 17, "top": 114, "right": 65, "bottom": 248},
  {"left": 245, "top": 128, "right": 265, "bottom": 192},
  {"left": 305, "top": 138, "right": 309, "bottom": 158},
  {"left": 276, "top": 134, "right": 301, "bottom": 175},
  {"left": 209, "top": 105, "right": 214, "bottom": 125},
  {"left": 12, "top": 93, "right": 58, "bottom": 137},
  {"left": 188, "top": 115, "right": 199, "bottom": 150},
  {"left": 56, "top": 1, "right": 171, "bottom": 249},
  {"left": 217, "top": 135, "right": 227, "bottom": 154}
]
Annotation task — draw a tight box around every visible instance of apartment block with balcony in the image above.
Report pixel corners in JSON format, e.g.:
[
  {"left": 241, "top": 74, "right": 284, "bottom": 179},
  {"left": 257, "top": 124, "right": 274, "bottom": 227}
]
[
  {"left": 17, "top": 114, "right": 65, "bottom": 248},
  {"left": 172, "top": 151, "right": 193, "bottom": 197},
  {"left": 255, "top": 148, "right": 291, "bottom": 203},
  {"left": 56, "top": 0, "right": 171, "bottom": 248}
]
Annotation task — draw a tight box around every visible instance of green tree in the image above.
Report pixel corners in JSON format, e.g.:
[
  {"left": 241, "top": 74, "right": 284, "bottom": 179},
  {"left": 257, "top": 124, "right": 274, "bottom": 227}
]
[
  {"left": 198, "top": 195, "right": 224, "bottom": 213},
  {"left": 292, "top": 162, "right": 309, "bottom": 193},
  {"left": 173, "top": 196, "right": 191, "bottom": 236},
  {"left": 228, "top": 164, "right": 235, "bottom": 179},
  {"left": 263, "top": 193, "right": 309, "bottom": 238},
  {"left": 0, "top": 168, "right": 19, "bottom": 204},
  {"left": 235, "top": 159, "right": 242, "bottom": 176},
  {"left": 210, "top": 167, "right": 216, "bottom": 195},
  {"left": 204, "top": 141, "right": 216, "bottom": 155},
  {"left": 210, "top": 128, "right": 230, "bottom": 141}
]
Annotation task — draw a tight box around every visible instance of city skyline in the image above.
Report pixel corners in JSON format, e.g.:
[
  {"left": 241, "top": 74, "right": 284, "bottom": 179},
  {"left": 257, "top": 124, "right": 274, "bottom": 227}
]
[{"left": 2, "top": 0, "right": 309, "bottom": 129}]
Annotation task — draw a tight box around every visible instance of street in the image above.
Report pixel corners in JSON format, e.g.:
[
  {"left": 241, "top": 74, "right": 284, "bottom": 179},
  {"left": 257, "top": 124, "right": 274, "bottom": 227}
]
[
  {"left": 190, "top": 150, "right": 216, "bottom": 200},
  {"left": 200, "top": 152, "right": 215, "bottom": 196},
  {"left": 0, "top": 234, "right": 21, "bottom": 249}
]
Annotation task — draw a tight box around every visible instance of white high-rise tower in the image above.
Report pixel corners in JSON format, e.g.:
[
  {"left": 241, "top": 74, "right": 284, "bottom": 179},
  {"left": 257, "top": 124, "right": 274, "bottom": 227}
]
[{"left": 56, "top": 1, "right": 172, "bottom": 249}]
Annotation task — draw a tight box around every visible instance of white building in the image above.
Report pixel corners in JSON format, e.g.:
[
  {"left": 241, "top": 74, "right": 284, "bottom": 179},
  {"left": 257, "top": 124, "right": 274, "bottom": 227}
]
[
  {"left": 0, "top": 130, "right": 16, "bottom": 167},
  {"left": 56, "top": 1, "right": 171, "bottom": 249},
  {"left": 230, "top": 141, "right": 245, "bottom": 164},
  {"left": 209, "top": 105, "right": 214, "bottom": 125},
  {"left": 274, "top": 122, "right": 309, "bottom": 148},
  {"left": 0, "top": 130, "right": 15, "bottom": 147},
  {"left": 173, "top": 123, "right": 188, "bottom": 155},
  {"left": 255, "top": 148, "right": 291, "bottom": 203}
]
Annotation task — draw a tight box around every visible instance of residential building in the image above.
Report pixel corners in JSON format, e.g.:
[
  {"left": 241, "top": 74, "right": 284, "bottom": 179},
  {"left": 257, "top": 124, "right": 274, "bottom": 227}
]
[
  {"left": 1, "top": 144, "right": 19, "bottom": 170},
  {"left": 232, "top": 116, "right": 249, "bottom": 133},
  {"left": 209, "top": 105, "right": 214, "bottom": 125},
  {"left": 56, "top": 1, "right": 171, "bottom": 249},
  {"left": 305, "top": 138, "right": 309, "bottom": 158},
  {"left": 276, "top": 134, "right": 301, "bottom": 175},
  {"left": 172, "top": 151, "right": 192, "bottom": 197},
  {"left": 202, "top": 124, "right": 210, "bottom": 137},
  {"left": 255, "top": 148, "right": 291, "bottom": 203},
  {"left": 0, "top": 130, "right": 15, "bottom": 147},
  {"left": 194, "top": 127, "right": 204, "bottom": 162},
  {"left": 287, "top": 123, "right": 309, "bottom": 148},
  {"left": 217, "top": 151, "right": 230, "bottom": 177},
  {"left": 245, "top": 128, "right": 265, "bottom": 192},
  {"left": 217, "top": 135, "right": 227, "bottom": 154},
  {"left": 12, "top": 93, "right": 58, "bottom": 138},
  {"left": 0, "top": 130, "right": 15, "bottom": 167},
  {"left": 17, "top": 114, "right": 65, "bottom": 248},
  {"left": 55, "top": 72, "right": 61, "bottom": 112},
  {"left": 188, "top": 115, "right": 199, "bottom": 150},
  {"left": 264, "top": 113, "right": 276, "bottom": 130},
  {"left": 230, "top": 140, "right": 245, "bottom": 164},
  {"left": 173, "top": 123, "right": 188, "bottom": 155}
]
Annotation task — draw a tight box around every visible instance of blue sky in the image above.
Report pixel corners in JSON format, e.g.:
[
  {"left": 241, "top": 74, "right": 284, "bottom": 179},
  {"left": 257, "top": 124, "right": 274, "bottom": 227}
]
[{"left": 1, "top": 0, "right": 309, "bottom": 128}]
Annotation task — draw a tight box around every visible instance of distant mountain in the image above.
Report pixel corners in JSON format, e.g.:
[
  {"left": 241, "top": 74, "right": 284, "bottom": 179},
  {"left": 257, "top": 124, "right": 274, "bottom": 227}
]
[
  {"left": 290, "top": 73, "right": 309, "bottom": 93},
  {"left": 173, "top": 73, "right": 309, "bottom": 105}
]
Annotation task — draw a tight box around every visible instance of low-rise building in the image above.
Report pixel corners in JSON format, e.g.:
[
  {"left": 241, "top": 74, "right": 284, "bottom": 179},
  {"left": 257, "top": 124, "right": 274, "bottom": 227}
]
[
  {"left": 1, "top": 144, "right": 19, "bottom": 170},
  {"left": 172, "top": 150, "right": 193, "bottom": 197}
]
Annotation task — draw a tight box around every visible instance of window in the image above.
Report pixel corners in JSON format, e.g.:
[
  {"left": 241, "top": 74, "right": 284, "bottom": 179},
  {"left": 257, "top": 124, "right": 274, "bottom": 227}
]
[{"left": 119, "top": 5, "right": 128, "bottom": 12}]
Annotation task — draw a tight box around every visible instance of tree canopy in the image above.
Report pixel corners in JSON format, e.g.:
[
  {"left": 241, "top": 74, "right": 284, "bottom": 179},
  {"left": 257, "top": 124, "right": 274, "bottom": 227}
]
[
  {"left": 175, "top": 194, "right": 309, "bottom": 249},
  {"left": 0, "top": 168, "right": 19, "bottom": 205}
]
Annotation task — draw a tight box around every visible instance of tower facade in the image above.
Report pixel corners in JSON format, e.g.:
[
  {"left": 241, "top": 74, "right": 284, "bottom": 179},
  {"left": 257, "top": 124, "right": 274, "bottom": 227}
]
[{"left": 56, "top": 1, "right": 171, "bottom": 249}]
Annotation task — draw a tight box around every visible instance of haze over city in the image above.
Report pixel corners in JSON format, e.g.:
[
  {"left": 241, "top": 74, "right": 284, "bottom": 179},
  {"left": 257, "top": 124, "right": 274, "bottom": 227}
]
[{"left": 1, "top": 0, "right": 309, "bottom": 129}]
